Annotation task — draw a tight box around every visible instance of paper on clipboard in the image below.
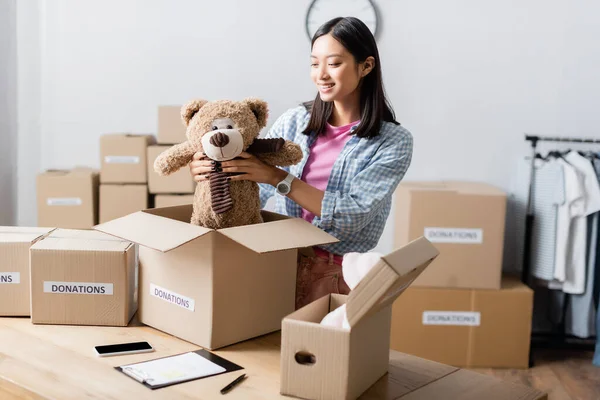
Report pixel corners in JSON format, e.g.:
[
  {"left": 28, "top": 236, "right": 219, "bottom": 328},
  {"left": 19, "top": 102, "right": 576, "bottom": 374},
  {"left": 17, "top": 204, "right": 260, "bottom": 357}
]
[{"left": 116, "top": 349, "right": 243, "bottom": 389}]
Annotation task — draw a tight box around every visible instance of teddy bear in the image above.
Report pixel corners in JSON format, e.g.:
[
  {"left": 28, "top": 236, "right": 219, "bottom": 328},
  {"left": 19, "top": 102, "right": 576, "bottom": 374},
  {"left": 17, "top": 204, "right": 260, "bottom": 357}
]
[{"left": 153, "top": 98, "right": 303, "bottom": 229}]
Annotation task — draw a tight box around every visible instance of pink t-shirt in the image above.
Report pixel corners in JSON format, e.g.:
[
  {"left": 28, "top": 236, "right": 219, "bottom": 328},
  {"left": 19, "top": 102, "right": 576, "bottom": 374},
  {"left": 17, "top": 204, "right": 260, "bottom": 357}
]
[{"left": 301, "top": 120, "right": 358, "bottom": 223}]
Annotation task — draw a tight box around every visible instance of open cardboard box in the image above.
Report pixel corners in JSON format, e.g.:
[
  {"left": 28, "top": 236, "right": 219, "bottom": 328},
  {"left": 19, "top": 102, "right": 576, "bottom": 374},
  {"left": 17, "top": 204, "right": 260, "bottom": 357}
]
[
  {"left": 280, "top": 237, "right": 439, "bottom": 400},
  {"left": 94, "top": 204, "right": 337, "bottom": 350}
]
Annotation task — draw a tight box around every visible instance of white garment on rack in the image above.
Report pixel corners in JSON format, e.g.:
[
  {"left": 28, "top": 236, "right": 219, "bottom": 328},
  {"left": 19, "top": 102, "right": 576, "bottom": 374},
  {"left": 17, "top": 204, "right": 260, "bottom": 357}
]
[
  {"left": 530, "top": 158, "right": 566, "bottom": 281},
  {"left": 552, "top": 158, "right": 585, "bottom": 287},
  {"left": 561, "top": 152, "right": 600, "bottom": 294},
  {"left": 566, "top": 212, "right": 598, "bottom": 338}
]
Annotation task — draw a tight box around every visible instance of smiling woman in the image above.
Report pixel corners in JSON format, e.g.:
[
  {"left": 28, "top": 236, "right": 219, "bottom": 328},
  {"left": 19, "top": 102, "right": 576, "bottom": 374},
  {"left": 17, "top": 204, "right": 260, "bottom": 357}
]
[{"left": 189, "top": 17, "right": 414, "bottom": 310}]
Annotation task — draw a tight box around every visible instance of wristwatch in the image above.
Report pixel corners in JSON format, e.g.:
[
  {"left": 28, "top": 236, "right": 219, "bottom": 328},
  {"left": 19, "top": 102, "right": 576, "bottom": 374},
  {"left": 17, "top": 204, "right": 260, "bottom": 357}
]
[{"left": 276, "top": 173, "right": 295, "bottom": 196}]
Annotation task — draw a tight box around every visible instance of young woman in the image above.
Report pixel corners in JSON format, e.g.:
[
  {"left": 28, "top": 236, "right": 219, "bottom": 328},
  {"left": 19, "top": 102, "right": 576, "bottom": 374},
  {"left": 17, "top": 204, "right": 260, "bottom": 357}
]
[{"left": 189, "top": 17, "right": 413, "bottom": 309}]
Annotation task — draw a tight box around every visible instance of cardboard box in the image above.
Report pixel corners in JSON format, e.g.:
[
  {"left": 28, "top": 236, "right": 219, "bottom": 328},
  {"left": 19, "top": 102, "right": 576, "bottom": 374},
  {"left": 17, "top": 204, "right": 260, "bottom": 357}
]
[
  {"left": 390, "top": 275, "right": 533, "bottom": 368},
  {"left": 100, "top": 184, "right": 149, "bottom": 223},
  {"left": 280, "top": 237, "right": 439, "bottom": 400},
  {"left": 394, "top": 181, "right": 507, "bottom": 289},
  {"left": 158, "top": 105, "right": 187, "bottom": 144},
  {"left": 37, "top": 168, "right": 99, "bottom": 229},
  {"left": 100, "top": 134, "right": 155, "bottom": 183},
  {"left": 30, "top": 229, "right": 138, "bottom": 326},
  {"left": 154, "top": 194, "right": 194, "bottom": 208},
  {"left": 0, "top": 227, "right": 55, "bottom": 316},
  {"left": 94, "top": 205, "right": 337, "bottom": 350},
  {"left": 147, "top": 146, "right": 195, "bottom": 194}
]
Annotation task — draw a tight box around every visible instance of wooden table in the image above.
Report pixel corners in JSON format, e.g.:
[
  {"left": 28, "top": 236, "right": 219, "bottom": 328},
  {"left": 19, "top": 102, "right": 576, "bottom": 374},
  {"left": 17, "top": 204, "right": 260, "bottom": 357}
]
[{"left": 0, "top": 316, "right": 546, "bottom": 399}]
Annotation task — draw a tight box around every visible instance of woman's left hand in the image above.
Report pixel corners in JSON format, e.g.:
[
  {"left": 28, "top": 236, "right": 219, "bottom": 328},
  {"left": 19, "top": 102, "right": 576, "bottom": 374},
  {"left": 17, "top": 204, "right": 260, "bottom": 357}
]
[{"left": 221, "top": 152, "right": 286, "bottom": 186}]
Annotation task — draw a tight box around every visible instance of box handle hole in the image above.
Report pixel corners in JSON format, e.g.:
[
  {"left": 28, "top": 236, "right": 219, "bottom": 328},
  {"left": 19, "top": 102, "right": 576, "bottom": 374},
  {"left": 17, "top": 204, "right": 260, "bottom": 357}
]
[{"left": 295, "top": 351, "right": 316, "bottom": 365}]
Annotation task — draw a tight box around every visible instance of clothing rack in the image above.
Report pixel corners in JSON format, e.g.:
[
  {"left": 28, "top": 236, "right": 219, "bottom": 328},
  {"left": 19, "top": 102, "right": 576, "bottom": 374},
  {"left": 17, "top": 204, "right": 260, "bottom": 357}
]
[{"left": 522, "top": 134, "right": 600, "bottom": 361}]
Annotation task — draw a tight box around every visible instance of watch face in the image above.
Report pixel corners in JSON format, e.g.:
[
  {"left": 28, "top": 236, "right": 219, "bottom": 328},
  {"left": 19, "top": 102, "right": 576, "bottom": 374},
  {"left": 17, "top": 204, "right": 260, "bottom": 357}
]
[{"left": 278, "top": 183, "right": 290, "bottom": 193}]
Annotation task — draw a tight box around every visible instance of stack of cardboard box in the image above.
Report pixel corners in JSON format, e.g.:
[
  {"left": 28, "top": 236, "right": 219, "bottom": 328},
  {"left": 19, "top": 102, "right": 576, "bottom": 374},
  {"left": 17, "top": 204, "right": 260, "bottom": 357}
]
[
  {"left": 37, "top": 168, "right": 100, "bottom": 229},
  {"left": 148, "top": 106, "right": 195, "bottom": 207},
  {"left": 391, "top": 181, "right": 534, "bottom": 369},
  {"left": 99, "top": 134, "right": 154, "bottom": 223}
]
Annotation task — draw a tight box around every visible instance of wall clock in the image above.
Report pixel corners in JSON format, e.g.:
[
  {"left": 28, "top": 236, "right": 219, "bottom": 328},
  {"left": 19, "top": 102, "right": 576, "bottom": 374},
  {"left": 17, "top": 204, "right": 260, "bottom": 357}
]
[{"left": 305, "top": 0, "right": 379, "bottom": 41}]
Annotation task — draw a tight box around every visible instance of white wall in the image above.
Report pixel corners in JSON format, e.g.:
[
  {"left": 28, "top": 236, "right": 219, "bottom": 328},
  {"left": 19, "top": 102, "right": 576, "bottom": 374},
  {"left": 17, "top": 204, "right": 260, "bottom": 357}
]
[
  {"left": 16, "top": 0, "right": 42, "bottom": 227},
  {"left": 0, "top": 0, "right": 17, "bottom": 225},
  {"left": 17, "top": 1, "right": 600, "bottom": 257}
]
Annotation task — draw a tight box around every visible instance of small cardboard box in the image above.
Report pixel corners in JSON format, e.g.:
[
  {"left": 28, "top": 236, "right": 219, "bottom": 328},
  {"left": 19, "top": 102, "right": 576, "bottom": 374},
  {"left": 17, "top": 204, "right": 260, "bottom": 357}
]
[
  {"left": 394, "top": 181, "right": 506, "bottom": 289},
  {"left": 100, "top": 134, "right": 155, "bottom": 183},
  {"left": 37, "top": 168, "right": 99, "bottom": 229},
  {"left": 94, "top": 205, "right": 337, "bottom": 350},
  {"left": 100, "top": 184, "right": 149, "bottom": 223},
  {"left": 280, "top": 237, "right": 439, "bottom": 400},
  {"left": 147, "top": 146, "right": 195, "bottom": 194},
  {"left": 158, "top": 105, "right": 187, "bottom": 144},
  {"left": 0, "top": 227, "right": 55, "bottom": 316},
  {"left": 30, "top": 229, "right": 138, "bottom": 326},
  {"left": 154, "top": 194, "right": 194, "bottom": 208},
  {"left": 390, "top": 275, "right": 533, "bottom": 369}
]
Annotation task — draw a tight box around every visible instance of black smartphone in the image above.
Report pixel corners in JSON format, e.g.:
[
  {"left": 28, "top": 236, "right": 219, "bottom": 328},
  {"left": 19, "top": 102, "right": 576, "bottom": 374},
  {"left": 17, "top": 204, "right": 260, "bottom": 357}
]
[{"left": 94, "top": 341, "right": 154, "bottom": 357}]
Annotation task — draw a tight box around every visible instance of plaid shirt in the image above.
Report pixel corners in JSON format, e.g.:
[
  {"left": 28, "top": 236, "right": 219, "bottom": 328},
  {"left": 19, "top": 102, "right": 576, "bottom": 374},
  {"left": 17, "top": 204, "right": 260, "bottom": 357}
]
[{"left": 259, "top": 106, "right": 413, "bottom": 255}]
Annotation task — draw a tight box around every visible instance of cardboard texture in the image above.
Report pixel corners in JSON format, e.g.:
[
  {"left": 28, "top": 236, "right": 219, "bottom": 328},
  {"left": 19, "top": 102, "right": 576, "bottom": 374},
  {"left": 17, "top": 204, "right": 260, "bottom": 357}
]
[
  {"left": 100, "top": 134, "right": 155, "bottom": 183},
  {"left": 99, "top": 184, "right": 149, "bottom": 223},
  {"left": 0, "top": 227, "right": 55, "bottom": 316},
  {"left": 394, "top": 181, "right": 507, "bottom": 289},
  {"left": 94, "top": 205, "right": 337, "bottom": 350},
  {"left": 390, "top": 275, "right": 533, "bottom": 368},
  {"left": 37, "top": 168, "right": 99, "bottom": 229},
  {"left": 154, "top": 194, "right": 194, "bottom": 208},
  {"left": 29, "top": 229, "right": 138, "bottom": 326},
  {"left": 147, "top": 146, "right": 195, "bottom": 194},
  {"left": 280, "top": 237, "right": 440, "bottom": 400},
  {"left": 157, "top": 105, "right": 187, "bottom": 144}
]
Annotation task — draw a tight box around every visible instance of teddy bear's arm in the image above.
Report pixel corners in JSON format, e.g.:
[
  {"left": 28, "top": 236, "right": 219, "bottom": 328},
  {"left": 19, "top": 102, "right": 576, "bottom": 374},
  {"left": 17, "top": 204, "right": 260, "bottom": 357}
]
[
  {"left": 153, "top": 141, "right": 196, "bottom": 176},
  {"left": 256, "top": 140, "right": 303, "bottom": 167}
]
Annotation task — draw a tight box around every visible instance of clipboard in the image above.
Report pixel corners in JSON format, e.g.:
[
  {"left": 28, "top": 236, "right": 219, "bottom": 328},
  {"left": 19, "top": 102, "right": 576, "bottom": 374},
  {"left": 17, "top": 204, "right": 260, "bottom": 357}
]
[{"left": 115, "top": 349, "right": 243, "bottom": 390}]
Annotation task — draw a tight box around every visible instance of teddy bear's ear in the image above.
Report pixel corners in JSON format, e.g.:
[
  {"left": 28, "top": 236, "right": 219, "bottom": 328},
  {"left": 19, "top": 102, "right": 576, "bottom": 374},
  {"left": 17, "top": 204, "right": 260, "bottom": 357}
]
[
  {"left": 242, "top": 98, "right": 269, "bottom": 129},
  {"left": 180, "top": 99, "right": 209, "bottom": 126}
]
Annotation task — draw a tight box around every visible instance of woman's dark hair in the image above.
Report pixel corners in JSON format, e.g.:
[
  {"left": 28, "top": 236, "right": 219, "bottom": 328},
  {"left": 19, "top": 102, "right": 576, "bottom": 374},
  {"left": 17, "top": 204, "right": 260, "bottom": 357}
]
[{"left": 302, "top": 17, "right": 399, "bottom": 138}]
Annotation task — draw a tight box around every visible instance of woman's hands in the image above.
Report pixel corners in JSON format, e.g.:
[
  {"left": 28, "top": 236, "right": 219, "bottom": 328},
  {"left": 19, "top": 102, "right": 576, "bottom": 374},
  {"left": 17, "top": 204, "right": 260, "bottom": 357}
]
[
  {"left": 189, "top": 152, "right": 214, "bottom": 182},
  {"left": 189, "top": 152, "right": 286, "bottom": 186},
  {"left": 189, "top": 151, "right": 324, "bottom": 216}
]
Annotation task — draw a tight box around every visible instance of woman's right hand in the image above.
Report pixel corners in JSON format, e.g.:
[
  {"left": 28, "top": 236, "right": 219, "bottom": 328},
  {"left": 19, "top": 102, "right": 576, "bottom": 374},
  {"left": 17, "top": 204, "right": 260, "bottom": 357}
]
[{"left": 189, "top": 152, "right": 213, "bottom": 182}]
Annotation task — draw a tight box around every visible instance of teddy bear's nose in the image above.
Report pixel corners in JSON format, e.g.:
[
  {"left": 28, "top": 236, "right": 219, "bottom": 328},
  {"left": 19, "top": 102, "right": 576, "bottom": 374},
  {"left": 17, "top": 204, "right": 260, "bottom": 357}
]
[{"left": 209, "top": 132, "right": 230, "bottom": 148}]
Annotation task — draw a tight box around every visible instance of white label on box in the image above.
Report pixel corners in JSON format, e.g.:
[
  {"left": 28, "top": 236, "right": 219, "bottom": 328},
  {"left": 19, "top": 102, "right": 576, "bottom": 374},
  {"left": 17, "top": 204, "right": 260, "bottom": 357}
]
[
  {"left": 423, "top": 227, "right": 483, "bottom": 244},
  {"left": 422, "top": 311, "right": 481, "bottom": 326},
  {"left": 0, "top": 272, "right": 20, "bottom": 284},
  {"left": 47, "top": 198, "right": 82, "bottom": 206},
  {"left": 104, "top": 155, "right": 140, "bottom": 164},
  {"left": 150, "top": 283, "right": 195, "bottom": 312},
  {"left": 43, "top": 281, "right": 113, "bottom": 295}
]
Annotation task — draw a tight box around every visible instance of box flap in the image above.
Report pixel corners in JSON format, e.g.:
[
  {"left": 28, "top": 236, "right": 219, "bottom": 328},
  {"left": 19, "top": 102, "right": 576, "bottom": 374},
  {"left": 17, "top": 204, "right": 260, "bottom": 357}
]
[
  {"left": 0, "top": 227, "right": 55, "bottom": 234},
  {"left": 218, "top": 218, "right": 338, "bottom": 254},
  {"left": 31, "top": 237, "right": 131, "bottom": 252},
  {"left": 0, "top": 233, "right": 50, "bottom": 243},
  {"left": 94, "top": 211, "right": 212, "bottom": 252},
  {"left": 400, "top": 181, "right": 505, "bottom": 196},
  {"left": 49, "top": 228, "right": 125, "bottom": 241},
  {"left": 0, "top": 227, "right": 55, "bottom": 244},
  {"left": 346, "top": 237, "right": 439, "bottom": 328}
]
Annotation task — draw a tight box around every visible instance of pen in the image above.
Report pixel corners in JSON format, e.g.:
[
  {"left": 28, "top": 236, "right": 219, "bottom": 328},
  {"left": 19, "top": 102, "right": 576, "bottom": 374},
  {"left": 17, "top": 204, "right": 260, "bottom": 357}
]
[{"left": 220, "top": 373, "right": 246, "bottom": 394}]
